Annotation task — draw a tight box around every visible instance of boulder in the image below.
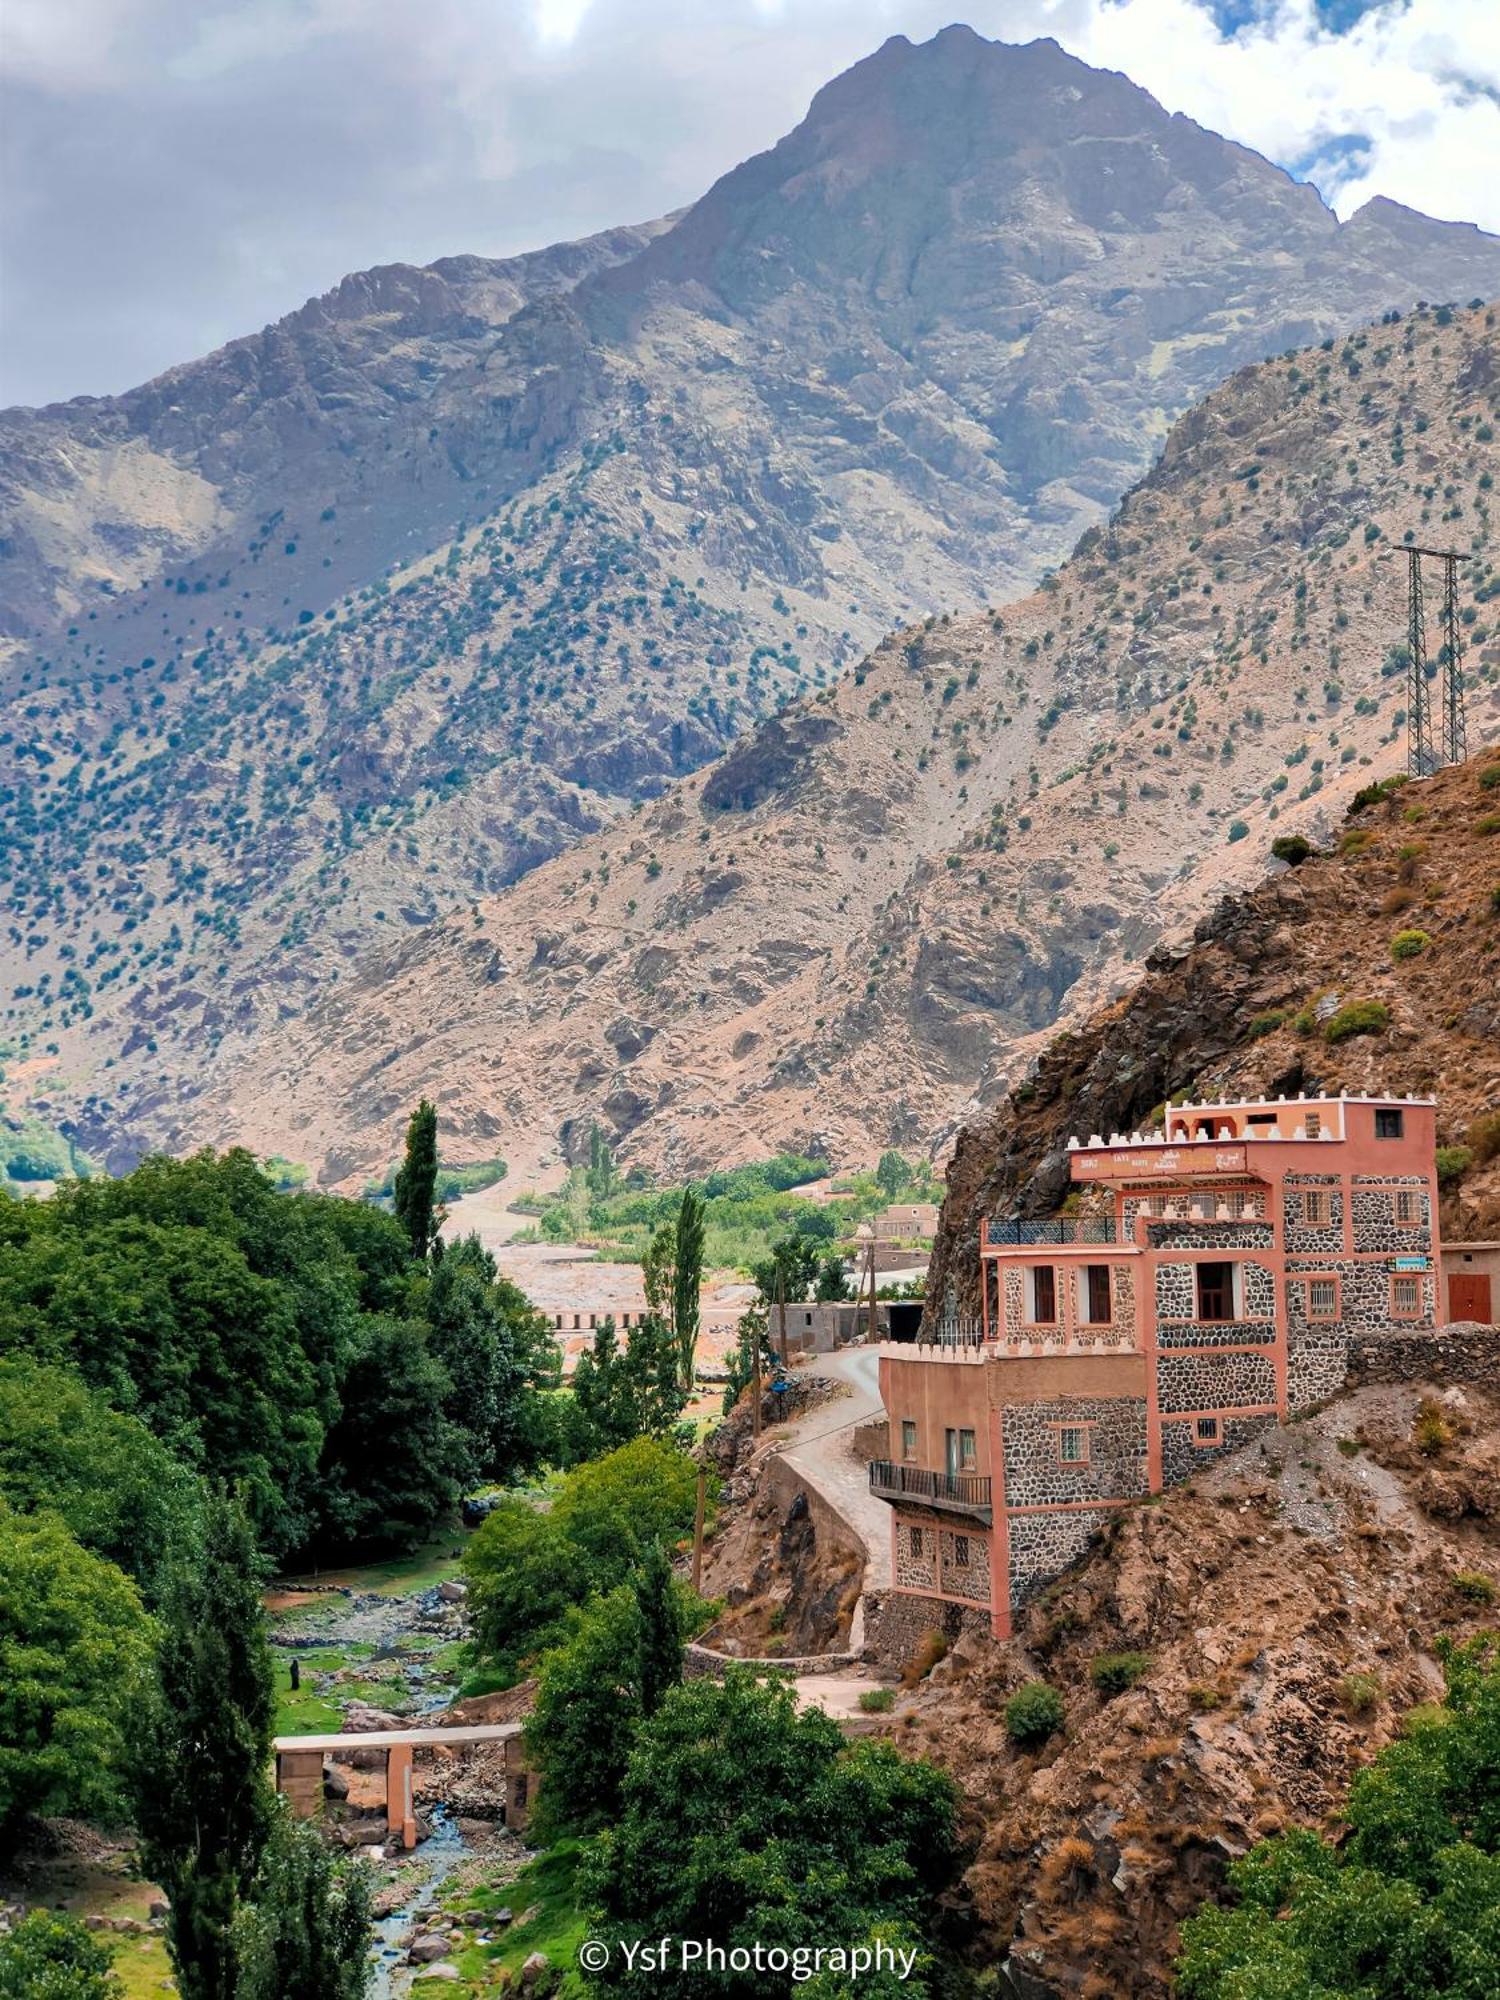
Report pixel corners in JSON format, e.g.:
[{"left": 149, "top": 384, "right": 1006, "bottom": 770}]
[
  {"left": 438, "top": 1579, "right": 468, "bottom": 1603},
  {"left": 408, "top": 1933, "right": 451, "bottom": 1964},
  {"left": 520, "top": 1951, "right": 552, "bottom": 1988}
]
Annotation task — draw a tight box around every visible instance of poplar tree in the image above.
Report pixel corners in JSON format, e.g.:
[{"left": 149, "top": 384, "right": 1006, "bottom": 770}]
[
  {"left": 393, "top": 1098, "right": 440, "bottom": 1260},
  {"left": 127, "top": 1492, "right": 275, "bottom": 2000},
  {"left": 634, "top": 1540, "right": 684, "bottom": 1719},
  {"left": 671, "top": 1188, "right": 706, "bottom": 1391}
]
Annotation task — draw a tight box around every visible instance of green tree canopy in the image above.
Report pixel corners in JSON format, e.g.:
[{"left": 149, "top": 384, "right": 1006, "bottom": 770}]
[
  {"left": 1178, "top": 1636, "right": 1500, "bottom": 2000},
  {"left": 671, "top": 1188, "right": 706, "bottom": 1390},
  {"left": 233, "top": 1807, "right": 371, "bottom": 2000},
  {"left": 582, "top": 1670, "right": 960, "bottom": 1998},
  {"left": 550, "top": 1436, "right": 701, "bottom": 1592},
  {"left": 128, "top": 1492, "right": 276, "bottom": 2000},
  {"left": 393, "top": 1099, "right": 440, "bottom": 1260},
  {"left": 0, "top": 1910, "right": 122, "bottom": 2000},
  {"left": 0, "top": 1504, "right": 155, "bottom": 1837},
  {"left": 0, "top": 1355, "right": 198, "bottom": 1603}
]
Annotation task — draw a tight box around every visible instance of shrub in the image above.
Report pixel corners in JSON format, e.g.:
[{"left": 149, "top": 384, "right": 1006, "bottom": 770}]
[
  {"left": 1414, "top": 1399, "right": 1452, "bottom": 1456},
  {"left": 1479, "top": 763, "right": 1500, "bottom": 791},
  {"left": 1339, "top": 828, "right": 1374, "bottom": 856},
  {"left": 1476, "top": 813, "right": 1500, "bottom": 836},
  {"left": 1467, "top": 1111, "right": 1500, "bottom": 1165},
  {"left": 1452, "top": 1569, "right": 1496, "bottom": 1604},
  {"left": 1324, "top": 999, "right": 1389, "bottom": 1043},
  {"left": 1005, "top": 1680, "right": 1065, "bottom": 1747},
  {"left": 901, "top": 1629, "right": 948, "bottom": 1689},
  {"left": 1227, "top": 820, "right": 1250, "bottom": 843},
  {"left": 858, "top": 1687, "right": 897, "bottom": 1714},
  {"left": 1381, "top": 886, "right": 1415, "bottom": 914},
  {"left": 1390, "top": 928, "right": 1431, "bottom": 960},
  {"left": 1091, "top": 1651, "right": 1152, "bottom": 1697},
  {"left": 1435, "top": 1145, "right": 1474, "bottom": 1186},
  {"left": 1247, "top": 1010, "right": 1286, "bottom": 1039},
  {"left": 1270, "top": 834, "right": 1312, "bottom": 865},
  {"left": 1339, "top": 1670, "right": 1381, "bottom": 1715}
]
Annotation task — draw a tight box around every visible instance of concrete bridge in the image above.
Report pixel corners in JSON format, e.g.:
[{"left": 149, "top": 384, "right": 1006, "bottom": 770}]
[{"left": 273, "top": 1722, "right": 527, "bottom": 1849}]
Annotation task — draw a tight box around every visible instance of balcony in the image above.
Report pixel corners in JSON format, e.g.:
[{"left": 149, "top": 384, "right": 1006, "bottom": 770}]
[
  {"left": 983, "top": 1215, "right": 1121, "bottom": 1248},
  {"left": 868, "top": 1460, "right": 993, "bottom": 1521}
]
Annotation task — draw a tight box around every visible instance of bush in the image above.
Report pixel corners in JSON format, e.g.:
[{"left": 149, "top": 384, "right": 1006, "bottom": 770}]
[
  {"left": 1467, "top": 1110, "right": 1500, "bottom": 1165},
  {"left": 1271, "top": 834, "right": 1312, "bottom": 865},
  {"left": 1476, "top": 813, "right": 1500, "bottom": 836},
  {"left": 1227, "top": 820, "right": 1250, "bottom": 843},
  {"left": 1247, "top": 1010, "right": 1287, "bottom": 1039},
  {"left": 1414, "top": 1399, "right": 1452, "bottom": 1456},
  {"left": 1390, "top": 928, "right": 1432, "bottom": 960},
  {"left": 1452, "top": 1570, "right": 1495, "bottom": 1604},
  {"left": 1005, "top": 1680, "right": 1065, "bottom": 1747},
  {"left": 1435, "top": 1146, "right": 1474, "bottom": 1186},
  {"left": 1339, "top": 1670, "right": 1381, "bottom": 1715},
  {"left": 1479, "top": 763, "right": 1500, "bottom": 790},
  {"left": 1324, "top": 999, "right": 1389, "bottom": 1042},
  {"left": 858, "top": 1687, "right": 897, "bottom": 1713},
  {"left": 901, "top": 1629, "right": 948, "bottom": 1688},
  {"left": 1091, "top": 1651, "right": 1152, "bottom": 1697},
  {"left": 0, "top": 1910, "right": 121, "bottom": 2000}
]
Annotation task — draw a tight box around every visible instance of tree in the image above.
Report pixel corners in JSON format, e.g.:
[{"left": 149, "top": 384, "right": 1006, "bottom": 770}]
[
  {"left": 312, "top": 1315, "right": 466, "bottom": 1550},
  {"left": 527, "top": 1587, "right": 644, "bottom": 1835},
  {"left": 815, "top": 1254, "right": 851, "bottom": 1303},
  {"left": 671, "top": 1188, "right": 707, "bottom": 1390},
  {"left": 233, "top": 1807, "right": 371, "bottom": 2000},
  {"left": 586, "top": 1122, "right": 618, "bottom": 1202},
  {"left": 1178, "top": 1636, "right": 1500, "bottom": 2000},
  {"left": 392, "top": 1099, "right": 441, "bottom": 1261},
  {"left": 0, "top": 1356, "right": 197, "bottom": 1603},
  {"left": 0, "top": 1505, "right": 154, "bottom": 1837},
  {"left": 634, "top": 1540, "right": 683, "bottom": 1720},
  {"left": 463, "top": 1501, "right": 584, "bottom": 1679},
  {"left": 876, "top": 1150, "right": 914, "bottom": 1199},
  {"left": 551, "top": 1437, "right": 702, "bottom": 1593},
  {"left": 0, "top": 1910, "right": 122, "bottom": 2000},
  {"left": 128, "top": 1493, "right": 276, "bottom": 2000},
  {"left": 582, "top": 1671, "right": 960, "bottom": 1999},
  {"left": 422, "top": 1234, "right": 560, "bottom": 1486},
  {"left": 570, "top": 1315, "right": 684, "bottom": 1458}
]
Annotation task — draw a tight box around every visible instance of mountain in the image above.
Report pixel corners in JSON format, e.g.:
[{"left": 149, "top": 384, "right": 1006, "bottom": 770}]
[
  {"left": 134, "top": 302, "right": 1500, "bottom": 1188},
  {"left": 4, "top": 29, "right": 1500, "bottom": 1172}
]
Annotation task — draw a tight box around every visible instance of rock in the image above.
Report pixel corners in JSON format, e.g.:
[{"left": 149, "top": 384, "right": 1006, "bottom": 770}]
[
  {"left": 462, "top": 1909, "right": 488, "bottom": 1926},
  {"left": 409, "top": 1933, "right": 451, "bottom": 1963},
  {"left": 492, "top": 1907, "right": 514, "bottom": 1926},
  {"left": 439, "top": 1579, "right": 468, "bottom": 1603},
  {"left": 520, "top": 1951, "right": 551, "bottom": 1987},
  {"left": 518, "top": 1906, "right": 542, "bottom": 1929},
  {"left": 148, "top": 1899, "right": 170, "bottom": 1920},
  {"left": 417, "top": 1966, "right": 460, "bottom": 1983},
  {"left": 322, "top": 1761, "right": 350, "bottom": 1800}
]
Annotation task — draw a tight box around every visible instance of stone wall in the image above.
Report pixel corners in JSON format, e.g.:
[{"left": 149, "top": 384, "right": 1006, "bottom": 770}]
[
  {"left": 1345, "top": 1322, "right": 1500, "bottom": 1392},
  {"left": 893, "top": 1516, "right": 938, "bottom": 1592},
  {"left": 1156, "top": 1349, "right": 1277, "bottom": 1413},
  {"left": 1350, "top": 1177, "right": 1433, "bottom": 1256},
  {"left": 999, "top": 1394, "right": 1149, "bottom": 1506},
  {"left": 1007, "top": 1505, "right": 1117, "bottom": 1613},
  {"left": 1283, "top": 1174, "right": 1345, "bottom": 1255},
  {"left": 862, "top": 1587, "right": 991, "bottom": 1665},
  {"left": 1160, "top": 1412, "right": 1273, "bottom": 1483},
  {"left": 938, "top": 1524, "right": 991, "bottom": 1605}
]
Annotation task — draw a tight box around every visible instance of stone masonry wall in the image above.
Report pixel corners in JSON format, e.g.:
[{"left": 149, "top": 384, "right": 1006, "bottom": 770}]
[
  {"left": 1283, "top": 1174, "right": 1345, "bottom": 1256},
  {"left": 1000, "top": 1395, "right": 1149, "bottom": 1506},
  {"left": 1160, "top": 1412, "right": 1273, "bottom": 1484},
  {"left": 1156, "top": 1349, "right": 1278, "bottom": 1414},
  {"left": 1345, "top": 1323, "right": 1500, "bottom": 1392},
  {"left": 938, "top": 1524, "right": 991, "bottom": 1605},
  {"left": 1350, "top": 1178, "right": 1433, "bottom": 1256},
  {"left": 1007, "top": 1506, "right": 1118, "bottom": 1614},
  {"left": 893, "top": 1517, "right": 938, "bottom": 1592}
]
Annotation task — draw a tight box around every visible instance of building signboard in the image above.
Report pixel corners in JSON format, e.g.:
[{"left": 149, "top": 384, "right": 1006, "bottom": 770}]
[
  {"left": 1072, "top": 1144, "right": 1247, "bottom": 1179},
  {"left": 1392, "top": 1255, "right": 1430, "bottom": 1271}
]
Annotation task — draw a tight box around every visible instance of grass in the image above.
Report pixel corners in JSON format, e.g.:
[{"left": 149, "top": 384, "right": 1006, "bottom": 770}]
[
  {"left": 450, "top": 1841, "right": 591, "bottom": 1997},
  {"left": 270, "top": 1643, "right": 378, "bottom": 1734},
  {"left": 112, "top": 1933, "right": 177, "bottom": 1999},
  {"left": 273, "top": 1537, "right": 463, "bottom": 1600},
  {"left": 858, "top": 1687, "right": 897, "bottom": 1713}
]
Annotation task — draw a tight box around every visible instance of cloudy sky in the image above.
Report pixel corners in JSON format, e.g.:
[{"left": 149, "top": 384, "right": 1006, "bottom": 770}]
[{"left": 4, "top": 0, "right": 1499, "bottom": 409}]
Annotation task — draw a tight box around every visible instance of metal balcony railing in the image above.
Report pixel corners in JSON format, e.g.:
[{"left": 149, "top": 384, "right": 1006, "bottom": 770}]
[
  {"left": 868, "top": 1461, "right": 993, "bottom": 1516},
  {"left": 983, "top": 1215, "right": 1121, "bottom": 1247}
]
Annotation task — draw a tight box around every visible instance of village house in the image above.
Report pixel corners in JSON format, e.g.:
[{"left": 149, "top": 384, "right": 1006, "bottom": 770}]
[{"left": 870, "top": 1093, "right": 1449, "bottom": 1640}]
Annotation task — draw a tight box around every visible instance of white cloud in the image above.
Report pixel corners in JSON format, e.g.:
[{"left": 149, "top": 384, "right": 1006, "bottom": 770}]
[{"left": 2, "top": 0, "right": 1498, "bottom": 406}]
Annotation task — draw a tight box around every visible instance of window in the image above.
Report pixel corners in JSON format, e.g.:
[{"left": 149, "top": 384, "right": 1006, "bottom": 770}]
[
  {"left": 958, "top": 1428, "right": 977, "bottom": 1471},
  {"left": 1394, "top": 1189, "right": 1420, "bottom": 1225},
  {"left": 908, "top": 1526, "right": 924, "bottom": 1559},
  {"left": 1305, "top": 1191, "right": 1330, "bottom": 1227},
  {"left": 1058, "top": 1426, "right": 1088, "bottom": 1465},
  {"left": 1148, "top": 1195, "right": 1168, "bottom": 1217},
  {"left": 952, "top": 1534, "right": 970, "bottom": 1569},
  {"left": 1085, "top": 1264, "right": 1112, "bottom": 1324},
  {"left": 1195, "top": 1416, "right": 1220, "bottom": 1443},
  {"left": 1304, "top": 1111, "right": 1322, "bottom": 1138},
  {"left": 1197, "top": 1261, "right": 1234, "bottom": 1322},
  {"left": 900, "top": 1419, "right": 918, "bottom": 1463},
  {"left": 1308, "top": 1278, "right": 1338, "bottom": 1319},
  {"left": 1393, "top": 1275, "right": 1421, "bottom": 1315},
  {"left": 1031, "top": 1265, "right": 1057, "bottom": 1323},
  {"left": 1375, "top": 1108, "right": 1405, "bottom": 1140}
]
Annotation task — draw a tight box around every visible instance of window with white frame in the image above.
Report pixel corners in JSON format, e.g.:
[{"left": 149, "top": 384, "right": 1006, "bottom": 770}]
[
  {"left": 1307, "top": 1278, "right": 1338, "bottom": 1319},
  {"left": 1392, "top": 1275, "right": 1421, "bottom": 1315},
  {"left": 1029, "top": 1265, "right": 1058, "bottom": 1323}
]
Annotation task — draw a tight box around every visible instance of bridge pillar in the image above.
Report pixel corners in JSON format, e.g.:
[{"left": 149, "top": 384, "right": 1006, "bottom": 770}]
[
  {"left": 276, "top": 1749, "right": 324, "bottom": 1820},
  {"left": 388, "top": 1744, "right": 418, "bottom": 1848}
]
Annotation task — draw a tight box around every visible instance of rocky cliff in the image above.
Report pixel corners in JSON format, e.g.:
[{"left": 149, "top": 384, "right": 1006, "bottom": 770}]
[
  {"left": 924, "top": 749, "right": 1500, "bottom": 1324},
  {"left": 5, "top": 30, "right": 1500, "bottom": 1173}
]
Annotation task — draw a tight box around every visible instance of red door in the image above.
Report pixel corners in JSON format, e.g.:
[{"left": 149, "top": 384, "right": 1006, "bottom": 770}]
[{"left": 1449, "top": 1273, "right": 1493, "bottom": 1324}]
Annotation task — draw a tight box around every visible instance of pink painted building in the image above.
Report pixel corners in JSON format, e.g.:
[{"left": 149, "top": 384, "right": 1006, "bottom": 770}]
[{"left": 870, "top": 1093, "right": 1446, "bottom": 1639}]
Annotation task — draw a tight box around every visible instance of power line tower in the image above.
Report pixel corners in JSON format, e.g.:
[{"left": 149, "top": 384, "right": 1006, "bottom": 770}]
[
  {"left": 1438, "top": 550, "right": 1468, "bottom": 766},
  {"left": 1405, "top": 547, "right": 1437, "bottom": 779}
]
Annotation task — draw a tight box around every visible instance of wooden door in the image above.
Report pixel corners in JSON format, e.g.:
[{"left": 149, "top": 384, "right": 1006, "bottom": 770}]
[{"left": 1449, "top": 1273, "right": 1493, "bottom": 1324}]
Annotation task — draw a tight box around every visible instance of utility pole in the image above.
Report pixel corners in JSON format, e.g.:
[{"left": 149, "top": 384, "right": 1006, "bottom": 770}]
[
  {"left": 1401, "top": 544, "right": 1470, "bottom": 775},
  {"left": 775, "top": 1258, "right": 789, "bottom": 1369},
  {"left": 1405, "top": 547, "right": 1437, "bottom": 779},
  {"left": 1440, "top": 550, "right": 1468, "bottom": 767},
  {"left": 751, "top": 1323, "right": 762, "bottom": 1444},
  {"left": 865, "top": 1236, "right": 879, "bottom": 1345}
]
